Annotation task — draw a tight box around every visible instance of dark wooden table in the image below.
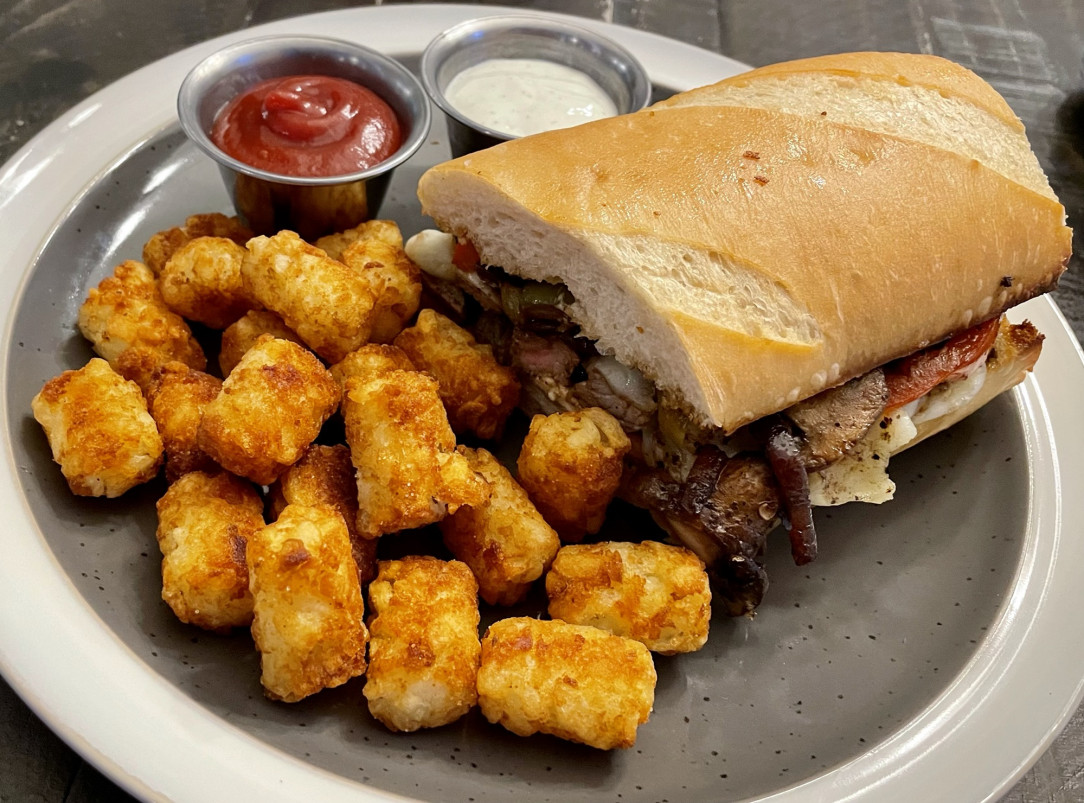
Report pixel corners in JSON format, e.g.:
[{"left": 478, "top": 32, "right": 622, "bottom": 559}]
[{"left": 2, "top": 1, "right": 1082, "bottom": 800}]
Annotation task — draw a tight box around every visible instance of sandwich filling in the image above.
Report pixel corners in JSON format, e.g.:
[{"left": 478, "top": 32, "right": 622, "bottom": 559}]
[{"left": 406, "top": 229, "right": 1035, "bottom": 615}]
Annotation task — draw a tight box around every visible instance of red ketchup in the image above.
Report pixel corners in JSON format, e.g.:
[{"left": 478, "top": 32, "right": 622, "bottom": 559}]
[{"left": 210, "top": 74, "right": 402, "bottom": 177}]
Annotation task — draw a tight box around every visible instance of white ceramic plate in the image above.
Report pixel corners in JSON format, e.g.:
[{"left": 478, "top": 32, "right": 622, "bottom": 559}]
[{"left": 3, "top": 5, "right": 1084, "bottom": 802}]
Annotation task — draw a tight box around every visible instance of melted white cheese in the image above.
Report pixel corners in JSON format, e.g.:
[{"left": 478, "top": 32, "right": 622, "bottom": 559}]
[
  {"left": 808, "top": 411, "right": 917, "bottom": 506},
  {"left": 404, "top": 229, "right": 456, "bottom": 280},
  {"left": 910, "top": 361, "right": 988, "bottom": 426}
]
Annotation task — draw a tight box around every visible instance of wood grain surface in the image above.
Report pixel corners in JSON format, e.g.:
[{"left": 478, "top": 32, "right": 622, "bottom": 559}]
[{"left": 1, "top": 0, "right": 1081, "bottom": 800}]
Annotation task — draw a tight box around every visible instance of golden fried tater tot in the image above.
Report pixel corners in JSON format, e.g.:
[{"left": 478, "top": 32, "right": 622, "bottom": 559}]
[
  {"left": 314, "top": 219, "right": 404, "bottom": 260},
  {"left": 77, "top": 260, "right": 206, "bottom": 390},
  {"left": 340, "top": 238, "right": 422, "bottom": 344},
  {"left": 145, "top": 362, "right": 222, "bottom": 482},
  {"left": 517, "top": 408, "right": 631, "bottom": 541},
  {"left": 268, "top": 444, "right": 377, "bottom": 587},
  {"left": 247, "top": 504, "right": 368, "bottom": 702},
  {"left": 143, "top": 212, "right": 253, "bottom": 276},
  {"left": 546, "top": 541, "right": 711, "bottom": 654},
  {"left": 364, "top": 557, "right": 480, "bottom": 731},
  {"left": 477, "top": 617, "right": 656, "bottom": 750},
  {"left": 439, "top": 447, "right": 559, "bottom": 606},
  {"left": 158, "top": 236, "right": 255, "bottom": 329},
  {"left": 241, "top": 230, "right": 375, "bottom": 363},
  {"left": 184, "top": 212, "right": 255, "bottom": 242},
  {"left": 329, "top": 344, "right": 415, "bottom": 389},
  {"left": 341, "top": 370, "right": 489, "bottom": 538},
  {"left": 197, "top": 335, "right": 340, "bottom": 485},
  {"left": 394, "top": 309, "right": 520, "bottom": 440},
  {"left": 155, "top": 470, "right": 263, "bottom": 632},
  {"left": 141, "top": 226, "right": 189, "bottom": 278},
  {"left": 32, "top": 358, "right": 163, "bottom": 497},
  {"left": 218, "top": 309, "right": 305, "bottom": 377}
]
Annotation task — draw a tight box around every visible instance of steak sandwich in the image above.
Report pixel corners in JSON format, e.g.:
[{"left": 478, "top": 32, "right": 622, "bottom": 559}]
[{"left": 406, "top": 52, "right": 1073, "bottom": 615}]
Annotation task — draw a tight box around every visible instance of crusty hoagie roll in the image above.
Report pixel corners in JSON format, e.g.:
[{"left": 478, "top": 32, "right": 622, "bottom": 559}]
[{"left": 408, "top": 52, "right": 1072, "bottom": 615}]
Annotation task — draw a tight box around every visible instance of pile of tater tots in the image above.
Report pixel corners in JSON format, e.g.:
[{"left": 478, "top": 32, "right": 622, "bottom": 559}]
[{"left": 31, "top": 213, "right": 712, "bottom": 751}]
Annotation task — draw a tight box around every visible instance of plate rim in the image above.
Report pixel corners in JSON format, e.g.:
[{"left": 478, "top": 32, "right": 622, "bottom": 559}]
[{"left": 2, "top": 5, "right": 1084, "bottom": 802}]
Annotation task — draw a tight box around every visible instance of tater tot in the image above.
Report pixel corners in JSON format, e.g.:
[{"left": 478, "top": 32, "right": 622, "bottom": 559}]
[
  {"left": 477, "top": 617, "right": 656, "bottom": 750},
  {"left": 439, "top": 447, "right": 559, "bottom": 606},
  {"left": 146, "top": 362, "right": 222, "bottom": 482},
  {"left": 364, "top": 556, "right": 480, "bottom": 731},
  {"left": 77, "top": 260, "right": 206, "bottom": 390},
  {"left": 141, "top": 226, "right": 189, "bottom": 277},
  {"left": 247, "top": 504, "right": 368, "bottom": 702},
  {"left": 155, "top": 470, "right": 263, "bottom": 632},
  {"left": 197, "top": 335, "right": 340, "bottom": 485},
  {"left": 329, "top": 343, "right": 415, "bottom": 389},
  {"left": 394, "top": 309, "right": 520, "bottom": 440},
  {"left": 341, "top": 370, "right": 489, "bottom": 538},
  {"left": 546, "top": 541, "right": 711, "bottom": 654},
  {"left": 184, "top": 212, "right": 255, "bottom": 241},
  {"left": 314, "top": 219, "right": 404, "bottom": 260},
  {"left": 142, "top": 212, "right": 254, "bottom": 276},
  {"left": 517, "top": 408, "right": 631, "bottom": 541},
  {"left": 241, "top": 230, "right": 375, "bottom": 363},
  {"left": 218, "top": 309, "right": 304, "bottom": 377},
  {"left": 158, "top": 236, "right": 255, "bottom": 329},
  {"left": 340, "top": 238, "right": 422, "bottom": 344},
  {"left": 32, "top": 358, "right": 163, "bottom": 497},
  {"left": 268, "top": 444, "right": 377, "bottom": 587}
]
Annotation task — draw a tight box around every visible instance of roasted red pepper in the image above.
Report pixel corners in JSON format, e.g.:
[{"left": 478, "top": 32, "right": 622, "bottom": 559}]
[
  {"left": 452, "top": 240, "right": 480, "bottom": 273},
  {"left": 884, "top": 316, "right": 1001, "bottom": 411}
]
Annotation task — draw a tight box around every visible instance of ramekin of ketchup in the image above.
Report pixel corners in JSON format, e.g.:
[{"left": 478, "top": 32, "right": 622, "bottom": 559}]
[
  {"left": 210, "top": 74, "right": 403, "bottom": 178},
  {"left": 178, "top": 35, "right": 430, "bottom": 239}
]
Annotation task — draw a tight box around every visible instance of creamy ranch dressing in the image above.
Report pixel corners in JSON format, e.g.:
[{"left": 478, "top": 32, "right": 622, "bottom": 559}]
[{"left": 444, "top": 58, "right": 618, "bottom": 137}]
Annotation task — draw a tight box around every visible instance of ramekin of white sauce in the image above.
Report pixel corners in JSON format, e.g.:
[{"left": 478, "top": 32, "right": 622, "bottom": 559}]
[
  {"left": 443, "top": 58, "right": 618, "bottom": 138},
  {"left": 421, "top": 15, "right": 651, "bottom": 156}
]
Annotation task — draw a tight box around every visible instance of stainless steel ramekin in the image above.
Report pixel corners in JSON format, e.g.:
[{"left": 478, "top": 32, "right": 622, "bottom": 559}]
[
  {"left": 421, "top": 15, "right": 652, "bottom": 157},
  {"left": 178, "top": 35, "right": 431, "bottom": 240}
]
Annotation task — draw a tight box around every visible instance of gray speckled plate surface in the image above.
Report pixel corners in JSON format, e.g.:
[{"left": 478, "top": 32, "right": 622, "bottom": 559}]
[{"left": 3, "top": 6, "right": 1084, "bottom": 803}]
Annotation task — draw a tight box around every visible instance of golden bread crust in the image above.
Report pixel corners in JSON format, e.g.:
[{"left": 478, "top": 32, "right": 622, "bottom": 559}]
[
  {"left": 696, "top": 51, "right": 1022, "bottom": 130},
  {"left": 419, "top": 53, "right": 1071, "bottom": 432}
]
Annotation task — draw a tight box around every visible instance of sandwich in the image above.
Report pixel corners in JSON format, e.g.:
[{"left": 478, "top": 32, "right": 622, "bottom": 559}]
[{"left": 405, "top": 52, "right": 1072, "bottom": 615}]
